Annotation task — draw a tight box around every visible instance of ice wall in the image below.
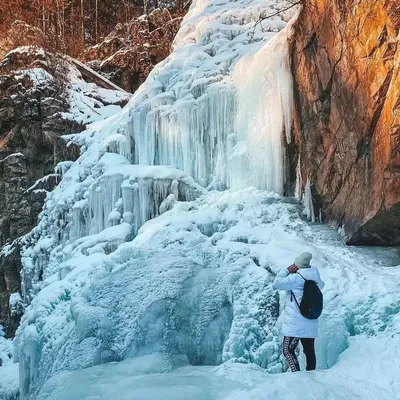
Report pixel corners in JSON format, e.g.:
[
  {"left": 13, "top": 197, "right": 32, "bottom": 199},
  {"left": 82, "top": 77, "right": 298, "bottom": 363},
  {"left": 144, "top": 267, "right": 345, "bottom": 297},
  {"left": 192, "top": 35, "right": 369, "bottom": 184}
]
[
  {"left": 20, "top": 144, "right": 204, "bottom": 305},
  {"left": 230, "top": 26, "right": 293, "bottom": 193},
  {"left": 122, "top": 0, "right": 294, "bottom": 191}
]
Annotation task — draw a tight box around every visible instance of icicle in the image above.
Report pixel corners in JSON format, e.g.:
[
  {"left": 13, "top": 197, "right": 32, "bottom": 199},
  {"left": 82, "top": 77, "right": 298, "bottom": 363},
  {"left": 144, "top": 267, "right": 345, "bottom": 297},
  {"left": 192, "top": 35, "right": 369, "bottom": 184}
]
[
  {"left": 171, "top": 180, "right": 179, "bottom": 199},
  {"left": 88, "top": 173, "right": 124, "bottom": 235},
  {"left": 55, "top": 161, "right": 74, "bottom": 178},
  {"left": 295, "top": 155, "right": 302, "bottom": 201},
  {"left": 71, "top": 199, "right": 89, "bottom": 240},
  {"left": 303, "top": 179, "right": 316, "bottom": 223},
  {"left": 229, "top": 22, "right": 294, "bottom": 194},
  {"left": 127, "top": 77, "right": 237, "bottom": 189}
]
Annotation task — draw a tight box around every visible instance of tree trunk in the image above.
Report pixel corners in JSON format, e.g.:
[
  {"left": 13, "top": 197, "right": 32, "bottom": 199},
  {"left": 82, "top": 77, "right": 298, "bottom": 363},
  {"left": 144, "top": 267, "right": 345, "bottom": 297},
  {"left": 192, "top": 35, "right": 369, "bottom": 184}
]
[
  {"left": 42, "top": 1, "right": 46, "bottom": 34},
  {"left": 81, "top": 0, "right": 85, "bottom": 48},
  {"left": 95, "top": 0, "right": 98, "bottom": 42}
]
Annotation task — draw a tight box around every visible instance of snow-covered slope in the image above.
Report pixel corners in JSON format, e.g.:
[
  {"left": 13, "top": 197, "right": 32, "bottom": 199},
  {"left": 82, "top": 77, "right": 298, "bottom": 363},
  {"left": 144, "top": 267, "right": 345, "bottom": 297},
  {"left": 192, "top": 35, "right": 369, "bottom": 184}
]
[
  {"left": 8, "top": 0, "right": 400, "bottom": 399},
  {"left": 19, "top": 189, "right": 400, "bottom": 399}
]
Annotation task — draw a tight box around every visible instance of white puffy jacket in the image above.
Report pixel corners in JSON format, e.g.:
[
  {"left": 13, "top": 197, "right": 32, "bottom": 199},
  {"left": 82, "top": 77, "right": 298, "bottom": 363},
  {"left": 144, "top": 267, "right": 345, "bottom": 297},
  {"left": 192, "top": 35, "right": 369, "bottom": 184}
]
[{"left": 273, "top": 267, "right": 325, "bottom": 338}]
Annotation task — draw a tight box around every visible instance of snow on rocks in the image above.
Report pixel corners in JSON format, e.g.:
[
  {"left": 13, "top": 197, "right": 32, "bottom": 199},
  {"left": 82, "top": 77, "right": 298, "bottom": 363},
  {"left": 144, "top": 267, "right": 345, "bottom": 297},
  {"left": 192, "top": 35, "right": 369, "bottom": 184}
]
[{"left": 60, "top": 64, "right": 131, "bottom": 125}]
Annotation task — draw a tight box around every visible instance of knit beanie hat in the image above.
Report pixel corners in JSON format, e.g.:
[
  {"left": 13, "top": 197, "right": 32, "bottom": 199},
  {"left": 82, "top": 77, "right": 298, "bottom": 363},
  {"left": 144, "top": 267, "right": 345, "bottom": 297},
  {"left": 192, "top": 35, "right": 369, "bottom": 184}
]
[{"left": 294, "top": 252, "right": 312, "bottom": 268}]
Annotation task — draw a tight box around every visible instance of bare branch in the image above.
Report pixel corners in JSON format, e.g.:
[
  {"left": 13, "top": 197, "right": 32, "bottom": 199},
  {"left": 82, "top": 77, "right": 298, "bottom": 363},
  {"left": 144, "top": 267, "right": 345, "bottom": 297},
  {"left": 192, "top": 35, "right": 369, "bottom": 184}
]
[{"left": 248, "top": 0, "right": 303, "bottom": 40}]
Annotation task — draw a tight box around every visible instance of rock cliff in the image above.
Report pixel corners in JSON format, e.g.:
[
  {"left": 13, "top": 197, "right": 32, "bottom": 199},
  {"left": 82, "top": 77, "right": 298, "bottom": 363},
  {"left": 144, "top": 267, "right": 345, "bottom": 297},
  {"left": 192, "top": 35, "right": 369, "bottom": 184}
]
[
  {"left": 0, "top": 47, "right": 129, "bottom": 336},
  {"left": 290, "top": 0, "right": 400, "bottom": 245}
]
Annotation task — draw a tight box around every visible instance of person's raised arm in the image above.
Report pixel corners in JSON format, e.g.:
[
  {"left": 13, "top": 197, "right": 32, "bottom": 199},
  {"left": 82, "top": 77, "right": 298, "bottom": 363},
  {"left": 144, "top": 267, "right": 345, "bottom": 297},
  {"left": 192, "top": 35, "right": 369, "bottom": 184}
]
[{"left": 273, "top": 265, "right": 299, "bottom": 291}]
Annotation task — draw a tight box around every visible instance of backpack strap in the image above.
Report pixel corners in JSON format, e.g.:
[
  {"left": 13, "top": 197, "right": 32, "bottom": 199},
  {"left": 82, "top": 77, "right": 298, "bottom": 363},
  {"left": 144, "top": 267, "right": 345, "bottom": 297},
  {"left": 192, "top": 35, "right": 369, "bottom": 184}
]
[
  {"left": 290, "top": 290, "right": 301, "bottom": 308},
  {"left": 290, "top": 272, "right": 306, "bottom": 308},
  {"left": 296, "top": 272, "right": 307, "bottom": 281}
]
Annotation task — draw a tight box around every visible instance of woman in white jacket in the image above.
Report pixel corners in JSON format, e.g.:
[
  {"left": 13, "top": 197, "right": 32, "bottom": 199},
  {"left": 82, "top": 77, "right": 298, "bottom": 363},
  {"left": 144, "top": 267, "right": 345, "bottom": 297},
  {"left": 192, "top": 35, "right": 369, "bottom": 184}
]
[{"left": 273, "top": 252, "right": 324, "bottom": 372}]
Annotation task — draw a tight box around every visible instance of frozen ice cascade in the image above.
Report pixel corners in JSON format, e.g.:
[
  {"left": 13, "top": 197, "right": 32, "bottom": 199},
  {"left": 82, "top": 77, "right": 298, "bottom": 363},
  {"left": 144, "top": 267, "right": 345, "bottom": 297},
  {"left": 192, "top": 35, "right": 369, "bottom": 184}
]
[
  {"left": 8, "top": 1, "right": 400, "bottom": 400},
  {"left": 124, "top": 0, "right": 294, "bottom": 192},
  {"left": 12, "top": 1, "right": 298, "bottom": 395}
]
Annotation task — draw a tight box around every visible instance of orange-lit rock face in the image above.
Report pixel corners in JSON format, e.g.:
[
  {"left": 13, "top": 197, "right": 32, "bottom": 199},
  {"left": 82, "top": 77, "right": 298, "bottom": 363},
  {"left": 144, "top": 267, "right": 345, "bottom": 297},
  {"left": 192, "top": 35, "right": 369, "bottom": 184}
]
[{"left": 290, "top": 0, "right": 400, "bottom": 244}]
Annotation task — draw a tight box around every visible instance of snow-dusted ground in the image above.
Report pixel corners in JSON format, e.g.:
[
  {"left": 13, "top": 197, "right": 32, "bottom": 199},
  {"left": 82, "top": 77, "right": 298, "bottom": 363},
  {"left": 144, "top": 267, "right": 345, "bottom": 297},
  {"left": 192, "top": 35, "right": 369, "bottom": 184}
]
[{"left": 36, "top": 337, "right": 400, "bottom": 400}]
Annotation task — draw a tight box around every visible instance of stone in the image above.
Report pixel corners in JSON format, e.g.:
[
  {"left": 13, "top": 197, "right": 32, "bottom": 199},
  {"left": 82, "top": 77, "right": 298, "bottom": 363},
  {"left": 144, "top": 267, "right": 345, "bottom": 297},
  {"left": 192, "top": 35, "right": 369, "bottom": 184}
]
[
  {"left": 290, "top": 0, "right": 400, "bottom": 245},
  {"left": 0, "top": 45, "right": 130, "bottom": 336}
]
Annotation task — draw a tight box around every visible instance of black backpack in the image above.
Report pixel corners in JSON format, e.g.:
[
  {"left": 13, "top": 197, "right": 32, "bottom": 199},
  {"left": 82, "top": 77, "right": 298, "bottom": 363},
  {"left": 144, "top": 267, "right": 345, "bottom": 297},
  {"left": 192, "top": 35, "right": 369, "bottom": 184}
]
[{"left": 290, "top": 272, "right": 323, "bottom": 320}]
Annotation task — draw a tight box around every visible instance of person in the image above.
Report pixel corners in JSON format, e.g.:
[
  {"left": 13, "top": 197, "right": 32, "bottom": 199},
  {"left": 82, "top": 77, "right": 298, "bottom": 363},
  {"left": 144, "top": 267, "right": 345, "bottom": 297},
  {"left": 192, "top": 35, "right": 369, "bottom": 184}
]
[{"left": 273, "top": 252, "right": 324, "bottom": 372}]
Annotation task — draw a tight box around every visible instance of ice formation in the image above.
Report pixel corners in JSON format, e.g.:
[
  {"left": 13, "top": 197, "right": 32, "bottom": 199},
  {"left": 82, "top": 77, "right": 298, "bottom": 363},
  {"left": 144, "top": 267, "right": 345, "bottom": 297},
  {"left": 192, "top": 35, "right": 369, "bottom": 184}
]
[
  {"left": 16, "top": 189, "right": 400, "bottom": 400},
  {"left": 0, "top": 325, "right": 18, "bottom": 400},
  {"left": 118, "top": 0, "right": 294, "bottom": 191},
  {"left": 303, "top": 180, "right": 315, "bottom": 223},
  {"left": 21, "top": 153, "right": 204, "bottom": 305},
  {"left": 12, "top": 0, "right": 299, "bottom": 394}
]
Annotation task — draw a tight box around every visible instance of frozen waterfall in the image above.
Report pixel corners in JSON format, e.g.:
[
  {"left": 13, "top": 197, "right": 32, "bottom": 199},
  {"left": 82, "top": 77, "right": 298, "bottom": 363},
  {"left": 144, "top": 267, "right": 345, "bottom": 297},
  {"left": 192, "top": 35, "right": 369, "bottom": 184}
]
[
  {"left": 5, "top": 1, "right": 400, "bottom": 400},
  {"left": 118, "top": 1, "right": 294, "bottom": 192},
  {"left": 230, "top": 26, "right": 293, "bottom": 193},
  {"left": 14, "top": 0, "right": 303, "bottom": 399}
]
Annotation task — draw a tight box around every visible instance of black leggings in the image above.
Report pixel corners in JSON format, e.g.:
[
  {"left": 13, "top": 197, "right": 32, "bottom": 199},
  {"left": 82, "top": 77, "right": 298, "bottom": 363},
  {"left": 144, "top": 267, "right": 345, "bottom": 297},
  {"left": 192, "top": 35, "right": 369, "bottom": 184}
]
[{"left": 282, "top": 336, "right": 316, "bottom": 372}]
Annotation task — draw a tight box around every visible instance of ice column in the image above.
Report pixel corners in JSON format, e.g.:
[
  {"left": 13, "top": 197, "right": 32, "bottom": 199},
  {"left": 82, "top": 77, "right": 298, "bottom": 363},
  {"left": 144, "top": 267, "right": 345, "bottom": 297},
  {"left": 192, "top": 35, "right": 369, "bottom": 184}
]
[
  {"left": 303, "top": 179, "right": 316, "bottom": 223},
  {"left": 230, "top": 25, "right": 294, "bottom": 194},
  {"left": 295, "top": 155, "right": 302, "bottom": 201},
  {"left": 127, "top": 79, "right": 237, "bottom": 189}
]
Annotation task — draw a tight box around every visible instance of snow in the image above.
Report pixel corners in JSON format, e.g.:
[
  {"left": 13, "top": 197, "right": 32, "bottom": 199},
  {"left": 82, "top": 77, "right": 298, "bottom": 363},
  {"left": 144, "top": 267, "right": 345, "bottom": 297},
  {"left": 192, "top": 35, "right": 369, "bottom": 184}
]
[
  {"left": 61, "top": 66, "right": 131, "bottom": 125},
  {"left": 15, "top": 188, "right": 400, "bottom": 399},
  {"left": 65, "top": 56, "right": 128, "bottom": 93},
  {"left": 15, "top": 68, "right": 53, "bottom": 84},
  {"left": 4, "top": 46, "right": 46, "bottom": 59},
  {"left": 9, "top": 293, "right": 24, "bottom": 316},
  {"left": 25, "top": 174, "right": 59, "bottom": 193},
  {"left": 0, "top": 153, "right": 25, "bottom": 163}
]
